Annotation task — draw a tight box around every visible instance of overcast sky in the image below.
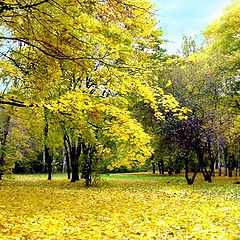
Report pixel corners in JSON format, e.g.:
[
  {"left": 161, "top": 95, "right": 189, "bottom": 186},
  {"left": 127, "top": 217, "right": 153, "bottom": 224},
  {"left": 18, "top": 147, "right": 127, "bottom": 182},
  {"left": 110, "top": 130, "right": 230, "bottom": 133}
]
[{"left": 150, "top": 0, "right": 232, "bottom": 54}]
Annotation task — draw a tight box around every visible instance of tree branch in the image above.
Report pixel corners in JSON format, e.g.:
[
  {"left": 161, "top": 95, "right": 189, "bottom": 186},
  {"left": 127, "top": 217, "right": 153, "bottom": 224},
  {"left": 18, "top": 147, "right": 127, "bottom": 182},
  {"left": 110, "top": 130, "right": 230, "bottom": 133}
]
[
  {"left": 0, "top": 0, "right": 50, "bottom": 14},
  {"left": 0, "top": 96, "right": 34, "bottom": 107}
]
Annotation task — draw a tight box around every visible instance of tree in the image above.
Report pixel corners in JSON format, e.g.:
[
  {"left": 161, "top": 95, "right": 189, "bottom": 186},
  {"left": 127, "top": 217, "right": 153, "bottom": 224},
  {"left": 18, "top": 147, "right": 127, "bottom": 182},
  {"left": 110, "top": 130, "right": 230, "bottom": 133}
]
[
  {"left": 204, "top": 0, "right": 240, "bottom": 110},
  {"left": 151, "top": 39, "right": 237, "bottom": 183},
  {"left": 0, "top": 107, "right": 11, "bottom": 179},
  {"left": 0, "top": 105, "right": 44, "bottom": 178},
  {"left": 0, "top": 0, "right": 188, "bottom": 184}
]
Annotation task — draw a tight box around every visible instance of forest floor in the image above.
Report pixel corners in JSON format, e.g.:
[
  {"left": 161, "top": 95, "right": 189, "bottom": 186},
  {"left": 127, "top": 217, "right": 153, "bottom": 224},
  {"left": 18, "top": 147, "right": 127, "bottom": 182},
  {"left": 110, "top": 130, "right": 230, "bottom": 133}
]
[{"left": 0, "top": 173, "right": 239, "bottom": 239}]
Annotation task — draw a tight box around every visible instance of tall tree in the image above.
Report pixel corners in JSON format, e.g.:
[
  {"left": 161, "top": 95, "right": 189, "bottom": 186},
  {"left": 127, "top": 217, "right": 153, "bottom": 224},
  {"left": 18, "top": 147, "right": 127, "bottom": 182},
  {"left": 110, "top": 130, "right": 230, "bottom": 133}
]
[
  {"left": 204, "top": 0, "right": 240, "bottom": 110},
  {"left": 0, "top": 0, "right": 187, "bottom": 181}
]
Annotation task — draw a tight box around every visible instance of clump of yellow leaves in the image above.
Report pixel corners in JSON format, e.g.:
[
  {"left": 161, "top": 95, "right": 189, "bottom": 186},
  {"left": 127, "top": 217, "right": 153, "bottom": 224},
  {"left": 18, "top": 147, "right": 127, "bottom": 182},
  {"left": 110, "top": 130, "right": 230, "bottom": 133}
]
[
  {"left": 47, "top": 90, "right": 153, "bottom": 168},
  {"left": 0, "top": 174, "right": 239, "bottom": 239}
]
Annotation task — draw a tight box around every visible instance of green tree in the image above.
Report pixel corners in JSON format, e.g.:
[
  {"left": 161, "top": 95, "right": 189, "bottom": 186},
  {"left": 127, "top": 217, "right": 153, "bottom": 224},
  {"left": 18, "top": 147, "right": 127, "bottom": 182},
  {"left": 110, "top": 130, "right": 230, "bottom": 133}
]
[{"left": 204, "top": 0, "right": 240, "bottom": 110}]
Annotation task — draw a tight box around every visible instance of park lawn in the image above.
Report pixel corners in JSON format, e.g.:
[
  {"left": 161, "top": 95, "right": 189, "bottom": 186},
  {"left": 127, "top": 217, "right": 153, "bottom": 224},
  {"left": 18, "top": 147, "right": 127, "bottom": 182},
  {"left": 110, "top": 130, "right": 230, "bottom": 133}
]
[{"left": 0, "top": 174, "right": 239, "bottom": 239}]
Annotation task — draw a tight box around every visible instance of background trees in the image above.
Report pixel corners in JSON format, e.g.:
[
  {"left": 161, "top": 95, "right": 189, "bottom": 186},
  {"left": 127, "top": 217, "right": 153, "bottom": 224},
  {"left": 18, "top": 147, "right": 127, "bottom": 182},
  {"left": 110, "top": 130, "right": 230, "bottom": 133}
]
[{"left": 146, "top": 0, "right": 240, "bottom": 182}]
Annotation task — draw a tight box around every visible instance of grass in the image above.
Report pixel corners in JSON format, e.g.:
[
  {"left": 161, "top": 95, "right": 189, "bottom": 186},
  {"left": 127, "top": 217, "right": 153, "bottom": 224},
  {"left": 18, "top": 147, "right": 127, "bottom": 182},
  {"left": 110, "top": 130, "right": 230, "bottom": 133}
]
[{"left": 0, "top": 173, "right": 239, "bottom": 239}]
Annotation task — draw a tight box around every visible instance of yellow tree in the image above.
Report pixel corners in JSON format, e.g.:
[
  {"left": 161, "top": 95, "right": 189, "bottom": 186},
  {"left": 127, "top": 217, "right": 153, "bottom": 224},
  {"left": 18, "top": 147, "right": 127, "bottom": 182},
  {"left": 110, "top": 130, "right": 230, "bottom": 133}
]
[{"left": 0, "top": 0, "right": 187, "bottom": 183}]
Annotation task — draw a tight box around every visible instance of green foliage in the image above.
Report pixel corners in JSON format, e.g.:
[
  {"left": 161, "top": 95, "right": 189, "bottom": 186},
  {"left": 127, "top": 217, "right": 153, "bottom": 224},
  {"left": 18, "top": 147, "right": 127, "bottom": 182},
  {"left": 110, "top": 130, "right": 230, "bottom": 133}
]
[
  {"left": 204, "top": 0, "right": 240, "bottom": 110},
  {"left": 204, "top": 0, "right": 240, "bottom": 65}
]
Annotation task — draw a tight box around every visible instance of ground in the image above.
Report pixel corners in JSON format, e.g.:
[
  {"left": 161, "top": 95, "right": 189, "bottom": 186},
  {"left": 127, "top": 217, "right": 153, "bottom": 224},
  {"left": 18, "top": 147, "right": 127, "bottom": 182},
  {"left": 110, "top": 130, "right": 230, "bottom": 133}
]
[{"left": 0, "top": 173, "right": 239, "bottom": 239}]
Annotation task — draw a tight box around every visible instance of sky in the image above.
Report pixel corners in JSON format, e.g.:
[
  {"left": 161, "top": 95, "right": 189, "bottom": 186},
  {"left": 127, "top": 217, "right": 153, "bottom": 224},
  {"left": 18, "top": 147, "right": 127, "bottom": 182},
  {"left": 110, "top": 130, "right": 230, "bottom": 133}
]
[{"left": 150, "top": 0, "right": 232, "bottom": 54}]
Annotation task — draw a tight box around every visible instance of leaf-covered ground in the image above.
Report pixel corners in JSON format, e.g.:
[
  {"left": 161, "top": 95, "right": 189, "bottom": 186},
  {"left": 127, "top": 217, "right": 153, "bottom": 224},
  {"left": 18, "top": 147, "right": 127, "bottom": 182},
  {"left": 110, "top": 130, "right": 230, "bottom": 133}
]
[{"left": 0, "top": 174, "right": 239, "bottom": 239}]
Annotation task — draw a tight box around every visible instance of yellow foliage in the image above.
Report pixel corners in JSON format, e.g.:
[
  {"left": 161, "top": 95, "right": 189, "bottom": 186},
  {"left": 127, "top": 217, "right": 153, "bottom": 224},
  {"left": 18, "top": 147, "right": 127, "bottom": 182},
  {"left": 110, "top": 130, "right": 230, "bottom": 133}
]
[
  {"left": 0, "top": 0, "right": 190, "bottom": 171},
  {"left": 0, "top": 174, "right": 239, "bottom": 239}
]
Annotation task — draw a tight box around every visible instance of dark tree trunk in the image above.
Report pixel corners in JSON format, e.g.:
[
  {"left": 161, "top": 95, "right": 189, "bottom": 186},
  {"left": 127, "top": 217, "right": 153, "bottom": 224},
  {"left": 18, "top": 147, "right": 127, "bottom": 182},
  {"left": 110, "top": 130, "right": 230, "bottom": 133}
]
[
  {"left": 201, "top": 165, "right": 212, "bottom": 182},
  {"left": 70, "top": 146, "right": 80, "bottom": 182},
  {"left": 63, "top": 135, "right": 71, "bottom": 180},
  {"left": 158, "top": 160, "right": 164, "bottom": 174},
  {"left": 207, "top": 136, "right": 215, "bottom": 177},
  {"left": 85, "top": 158, "right": 92, "bottom": 187},
  {"left": 175, "top": 169, "right": 181, "bottom": 174},
  {"left": 157, "top": 161, "right": 161, "bottom": 174},
  {"left": 210, "top": 158, "right": 215, "bottom": 177},
  {"left": 236, "top": 157, "right": 240, "bottom": 177},
  {"left": 185, "top": 170, "right": 198, "bottom": 185},
  {"left": 217, "top": 150, "right": 222, "bottom": 176},
  {"left": 42, "top": 150, "right": 46, "bottom": 173},
  {"left": 46, "top": 146, "right": 52, "bottom": 180},
  {"left": 185, "top": 156, "right": 198, "bottom": 185},
  {"left": 228, "top": 155, "right": 234, "bottom": 177},
  {"left": 0, "top": 115, "right": 10, "bottom": 180},
  {"left": 223, "top": 148, "right": 228, "bottom": 176},
  {"left": 66, "top": 152, "right": 71, "bottom": 180},
  {"left": 81, "top": 143, "right": 95, "bottom": 187},
  {"left": 218, "top": 161, "right": 222, "bottom": 176},
  {"left": 70, "top": 135, "right": 82, "bottom": 182},
  {"left": 196, "top": 148, "right": 212, "bottom": 182},
  {"left": 71, "top": 163, "right": 79, "bottom": 182},
  {"left": 152, "top": 162, "right": 156, "bottom": 174},
  {"left": 62, "top": 132, "right": 81, "bottom": 182},
  {"left": 237, "top": 145, "right": 240, "bottom": 176},
  {"left": 43, "top": 108, "right": 52, "bottom": 180}
]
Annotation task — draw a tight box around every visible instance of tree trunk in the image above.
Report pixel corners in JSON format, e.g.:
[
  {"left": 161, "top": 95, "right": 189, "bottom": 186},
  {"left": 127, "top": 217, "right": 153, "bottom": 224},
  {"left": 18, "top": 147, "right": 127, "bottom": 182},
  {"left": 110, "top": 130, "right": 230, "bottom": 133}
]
[
  {"left": 42, "top": 148, "right": 46, "bottom": 173},
  {"left": 167, "top": 169, "right": 173, "bottom": 176},
  {"left": 218, "top": 147, "right": 222, "bottom": 176},
  {"left": 157, "top": 161, "right": 161, "bottom": 174},
  {"left": 81, "top": 143, "right": 99, "bottom": 187},
  {"left": 43, "top": 108, "right": 52, "bottom": 180},
  {"left": 70, "top": 146, "right": 80, "bottom": 182},
  {"left": 71, "top": 163, "right": 79, "bottom": 182},
  {"left": 63, "top": 134, "right": 71, "bottom": 179},
  {"left": 207, "top": 136, "right": 215, "bottom": 177},
  {"left": 62, "top": 151, "right": 66, "bottom": 173},
  {"left": 186, "top": 170, "right": 198, "bottom": 185},
  {"left": 236, "top": 155, "right": 240, "bottom": 177},
  {"left": 237, "top": 145, "right": 240, "bottom": 176},
  {"left": 70, "top": 135, "right": 82, "bottom": 182},
  {"left": 157, "top": 160, "right": 164, "bottom": 174},
  {"left": 46, "top": 146, "right": 52, "bottom": 180},
  {"left": 223, "top": 148, "right": 228, "bottom": 176},
  {"left": 197, "top": 148, "right": 212, "bottom": 182},
  {"left": 85, "top": 158, "right": 92, "bottom": 187},
  {"left": 185, "top": 156, "right": 198, "bottom": 185},
  {"left": 201, "top": 165, "right": 212, "bottom": 182},
  {"left": 62, "top": 133, "right": 81, "bottom": 182},
  {"left": 66, "top": 153, "right": 71, "bottom": 180},
  {"left": 81, "top": 143, "right": 93, "bottom": 187},
  {"left": 152, "top": 162, "right": 155, "bottom": 174},
  {"left": 218, "top": 161, "right": 222, "bottom": 176},
  {"left": 0, "top": 115, "right": 10, "bottom": 180},
  {"left": 228, "top": 155, "right": 234, "bottom": 177}
]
